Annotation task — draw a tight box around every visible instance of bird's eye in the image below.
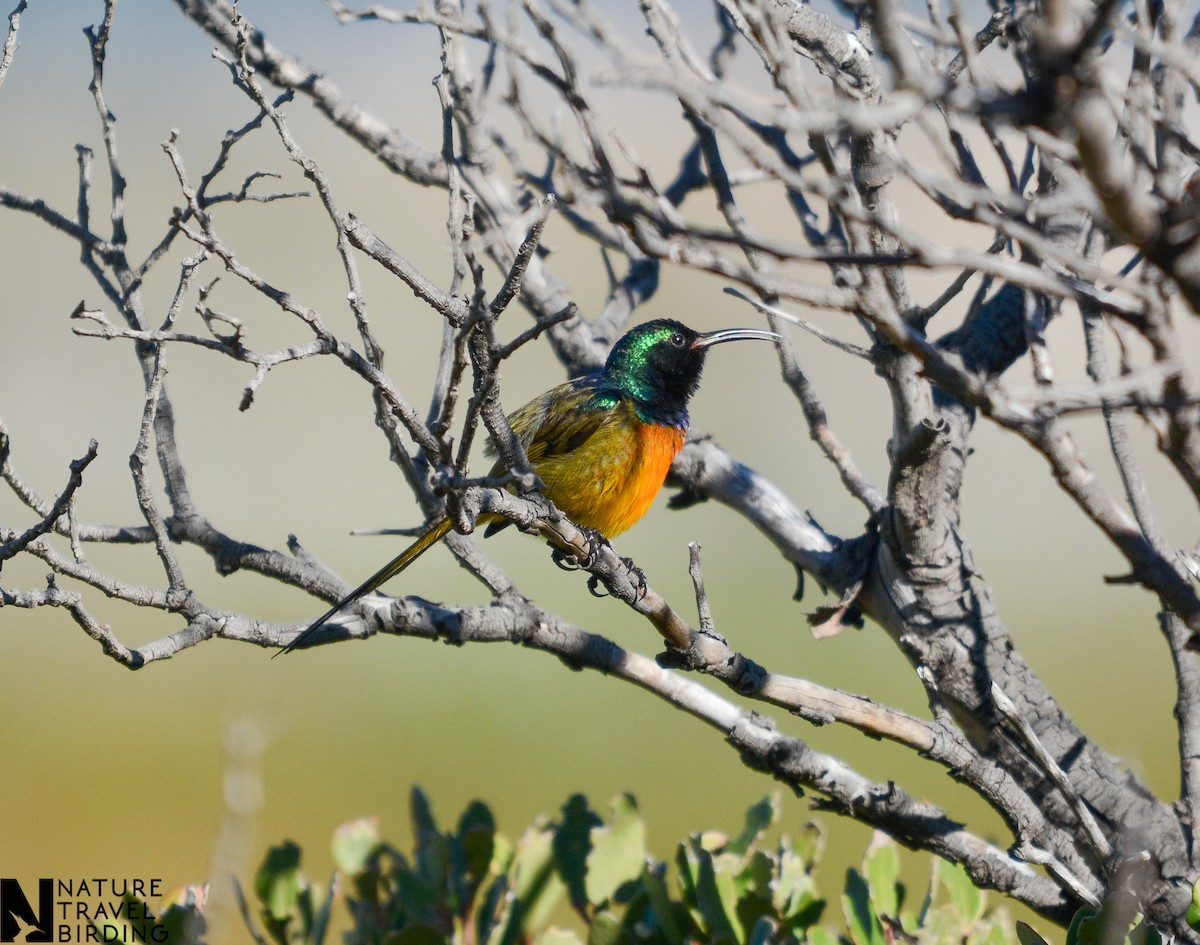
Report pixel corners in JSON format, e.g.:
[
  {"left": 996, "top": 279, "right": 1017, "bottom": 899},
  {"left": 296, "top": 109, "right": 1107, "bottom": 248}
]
[{"left": 669, "top": 332, "right": 685, "bottom": 348}]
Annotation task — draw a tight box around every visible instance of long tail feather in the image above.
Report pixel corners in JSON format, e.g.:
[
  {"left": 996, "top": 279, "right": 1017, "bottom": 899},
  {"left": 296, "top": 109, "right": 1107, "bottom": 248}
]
[{"left": 274, "top": 518, "right": 453, "bottom": 656}]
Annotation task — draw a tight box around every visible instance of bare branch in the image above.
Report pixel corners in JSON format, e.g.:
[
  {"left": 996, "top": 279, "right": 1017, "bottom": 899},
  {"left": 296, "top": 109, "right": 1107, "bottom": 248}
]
[
  {"left": 0, "top": 439, "right": 98, "bottom": 563},
  {"left": 344, "top": 214, "right": 470, "bottom": 325},
  {"left": 172, "top": 0, "right": 446, "bottom": 185},
  {"left": 0, "top": 0, "right": 28, "bottom": 89}
]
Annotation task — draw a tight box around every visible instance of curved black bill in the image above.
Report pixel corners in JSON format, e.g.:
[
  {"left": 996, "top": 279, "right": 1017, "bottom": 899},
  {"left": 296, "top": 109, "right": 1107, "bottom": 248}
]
[{"left": 692, "top": 327, "right": 780, "bottom": 349}]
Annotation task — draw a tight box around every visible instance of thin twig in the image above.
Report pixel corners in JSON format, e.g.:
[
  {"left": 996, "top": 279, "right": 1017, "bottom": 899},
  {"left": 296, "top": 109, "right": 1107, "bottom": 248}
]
[
  {"left": 724, "top": 288, "right": 872, "bottom": 358},
  {"left": 0, "top": 0, "right": 29, "bottom": 89},
  {"left": 488, "top": 193, "right": 556, "bottom": 316},
  {"left": 992, "top": 684, "right": 1113, "bottom": 862},
  {"left": 129, "top": 346, "right": 187, "bottom": 593},
  {"left": 688, "top": 541, "right": 716, "bottom": 636},
  {"left": 0, "top": 441, "right": 99, "bottom": 563}
]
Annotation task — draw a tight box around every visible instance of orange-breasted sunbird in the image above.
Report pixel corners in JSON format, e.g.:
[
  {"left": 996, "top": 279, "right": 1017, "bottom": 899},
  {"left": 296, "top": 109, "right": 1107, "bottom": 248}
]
[{"left": 277, "top": 318, "right": 778, "bottom": 655}]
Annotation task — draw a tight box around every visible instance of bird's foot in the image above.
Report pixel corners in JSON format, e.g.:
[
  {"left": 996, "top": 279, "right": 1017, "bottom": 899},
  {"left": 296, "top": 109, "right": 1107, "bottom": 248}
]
[
  {"left": 585, "top": 555, "right": 647, "bottom": 600},
  {"left": 552, "top": 527, "right": 609, "bottom": 573},
  {"left": 580, "top": 526, "right": 616, "bottom": 598},
  {"left": 622, "top": 556, "right": 648, "bottom": 601},
  {"left": 578, "top": 526, "right": 610, "bottom": 566},
  {"left": 550, "top": 527, "right": 644, "bottom": 601},
  {"left": 551, "top": 526, "right": 609, "bottom": 572},
  {"left": 550, "top": 547, "right": 581, "bottom": 571}
]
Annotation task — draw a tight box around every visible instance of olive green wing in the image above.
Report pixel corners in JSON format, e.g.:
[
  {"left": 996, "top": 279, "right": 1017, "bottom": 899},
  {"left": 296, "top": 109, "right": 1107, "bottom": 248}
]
[
  {"left": 482, "top": 380, "right": 615, "bottom": 535},
  {"left": 487, "top": 380, "right": 615, "bottom": 467}
]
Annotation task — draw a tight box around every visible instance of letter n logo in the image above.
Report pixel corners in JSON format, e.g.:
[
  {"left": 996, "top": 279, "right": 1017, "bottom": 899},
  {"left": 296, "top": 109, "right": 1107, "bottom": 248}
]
[{"left": 0, "top": 879, "right": 52, "bottom": 943}]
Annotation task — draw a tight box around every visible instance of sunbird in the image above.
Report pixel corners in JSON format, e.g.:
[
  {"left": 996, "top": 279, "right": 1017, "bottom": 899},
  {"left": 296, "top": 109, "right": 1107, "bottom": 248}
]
[{"left": 277, "top": 318, "right": 778, "bottom": 655}]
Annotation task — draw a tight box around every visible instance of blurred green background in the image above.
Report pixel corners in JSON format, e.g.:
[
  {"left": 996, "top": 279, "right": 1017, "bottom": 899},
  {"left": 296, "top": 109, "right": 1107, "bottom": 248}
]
[{"left": 0, "top": 1, "right": 1191, "bottom": 941}]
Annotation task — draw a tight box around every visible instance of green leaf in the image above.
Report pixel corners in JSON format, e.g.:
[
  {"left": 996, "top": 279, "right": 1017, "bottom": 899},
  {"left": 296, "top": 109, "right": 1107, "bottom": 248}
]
[
  {"left": 389, "top": 868, "right": 439, "bottom": 931},
  {"left": 458, "top": 801, "right": 498, "bottom": 883},
  {"left": 388, "top": 923, "right": 448, "bottom": 945},
  {"left": 585, "top": 794, "right": 646, "bottom": 907},
  {"left": 1016, "top": 921, "right": 1052, "bottom": 945},
  {"left": 727, "top": 797, "right": 779, "bottom": 859},
  {"left": 978, "top": 918, "right": 1018, "bottom": 945},
  {"left": 842, "top": 869, "right": 885, "bottom": 945},
  {"left": 792, "top": 822, "right": 826, "bottom": 871},
  {"left": 587, "top": 909, "right": 626, "bottom": 945},
  {"left": 641, "top": 862, "right": 685, "bottom": 945},
  {"left": 311, "top": 876, "right": 335, "bottom": 945},
  {"left": 689, "top": 840, "right": 744, "bottom": 945},
  {"left": 781, "top": 887, "right": 825, "bottom": 933},
  {"left": 922, "top": 904, "right": 968, "bottom": 944},
  {"left": 936, "top": 859, "right": 985, "bottom": 929},
  {"left": 490, "top": 831, "right": 515, "bottom": 879},
  {"left": 480, "top": 879, "right": 516, "bottom": 945},
  {"left": 472, "top": 833, "right": 515, "bottom": 945},
  {"left": 1067, "top": 907, "right": 1096, "bottom": 945},
  {"left": 411, "top": 786, "right": 440, "bottom": 840},
  {"left": 696, "top": 830, "right": 730, "bottom": 853},
  {"left": 676, "top": 840, "right": 701, "bottom": 913},
  {"left": 740, "top": 850, "right": 774, "bottom": 903},
  {"left": 916, "top": 858, "right": 936, "bottom": 929},
  {"left": 1072, "top": 892, "right": 1149, "bottom": 945},
  {"left": 775, "top": 840, "right": 823, "bottom": 928},
  {"left": 256, "top": 841, "right": 304, "bottom": 922},
  {"left": 535, "top": 929, "right": 585, "bottom": 945},
  {"left": 334, "top": 818, "right": 382, "bottom": 876},
  {"left": 410, "top": 788, "right": 452, "bottom": 896},
  {"left": 746, "top": 916, "right": 778, "bottom": 945},
  {"left": 808, "top": 925, "right": 844, "bottom": 945},
  {"left": 554, "top": 794, "right": 602, "bottom": 913},
  {"left": 511, "top": 820, "right": 566, "bottom": 936},
  {"left": 863, "top": 835, "right": 901, "bottom": 919},
  {"left": 1189, "top": 877, "right": 1200, "bottom": 932}
]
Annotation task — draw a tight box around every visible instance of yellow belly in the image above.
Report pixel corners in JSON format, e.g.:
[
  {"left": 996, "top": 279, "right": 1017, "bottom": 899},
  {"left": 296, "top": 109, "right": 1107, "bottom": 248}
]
[{"left": 535, "top": 410, "right": 686, "bottom": 537}]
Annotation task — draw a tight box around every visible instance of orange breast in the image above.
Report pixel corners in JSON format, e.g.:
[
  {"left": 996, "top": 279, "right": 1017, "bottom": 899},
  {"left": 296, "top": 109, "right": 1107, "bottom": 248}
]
[{"left": 534, "top": 404, "right": 686, "bottom": 537}]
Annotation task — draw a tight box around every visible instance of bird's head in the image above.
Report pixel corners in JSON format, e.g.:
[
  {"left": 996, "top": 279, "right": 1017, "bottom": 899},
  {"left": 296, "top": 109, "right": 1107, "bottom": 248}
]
[{"left": 603, "top": 319, "right": 778, "bottom": 424}]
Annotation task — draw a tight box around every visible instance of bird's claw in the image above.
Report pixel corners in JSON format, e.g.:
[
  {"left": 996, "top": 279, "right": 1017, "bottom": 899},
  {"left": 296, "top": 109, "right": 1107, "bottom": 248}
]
[
  {"left": 550, "top": 547, "right": 581, "bottom": 571},
  {"left": 578, "top": 526, "right": 610, "bottom": 566},
  {"left": 622, "top": 555, "right": 648, "bottom": 601},
  {"left": 550, "top": 527, "right": 646, "bottom": 601},
  {"left": 585, "top": 554, "right": 647, "bottom": 600},
  {"left": 580, "top": 527, "right": 614, "bottom": 597},
  {"left": 551, "top": 527, "right": 608, "bottom": 572}
]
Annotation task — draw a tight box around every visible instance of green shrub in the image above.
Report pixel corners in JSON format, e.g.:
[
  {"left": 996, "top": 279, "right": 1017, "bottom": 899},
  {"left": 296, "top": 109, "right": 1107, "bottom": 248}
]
[
  {"left": 128, "top": 789, "right": 1189, "bottom": 945},
  {"left": 233, "top": 789, "right": 1017, "bottom": 945}
]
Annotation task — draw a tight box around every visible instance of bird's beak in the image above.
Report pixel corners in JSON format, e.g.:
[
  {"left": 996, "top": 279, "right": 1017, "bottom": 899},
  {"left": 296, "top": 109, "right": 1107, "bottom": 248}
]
[{"left": 692, "top": 328, "right": 780, "bottom": 349}]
